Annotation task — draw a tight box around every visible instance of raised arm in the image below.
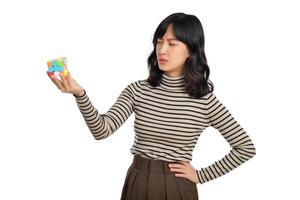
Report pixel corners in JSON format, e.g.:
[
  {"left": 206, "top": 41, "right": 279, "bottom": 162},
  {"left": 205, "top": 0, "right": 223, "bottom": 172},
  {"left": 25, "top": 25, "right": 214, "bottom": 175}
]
[
  {"left": 196, "top": 92, "right": 256, "bottom": 184},
  {"left": 73, "top": 83, "right": 136, "bottom": 140}
]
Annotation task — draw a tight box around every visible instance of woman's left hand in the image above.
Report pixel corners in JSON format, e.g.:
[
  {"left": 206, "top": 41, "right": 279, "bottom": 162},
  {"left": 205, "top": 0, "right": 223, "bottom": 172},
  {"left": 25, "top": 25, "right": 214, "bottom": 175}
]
[{"left": 168, "top": 162, "right": 199, "bottom": 184}]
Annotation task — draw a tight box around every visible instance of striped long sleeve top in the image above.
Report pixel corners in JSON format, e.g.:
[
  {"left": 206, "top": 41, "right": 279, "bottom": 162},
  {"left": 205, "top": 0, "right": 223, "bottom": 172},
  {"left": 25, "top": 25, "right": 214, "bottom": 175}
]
[{"left": 73, "top": 73, "right": 256, "bottom": 184}]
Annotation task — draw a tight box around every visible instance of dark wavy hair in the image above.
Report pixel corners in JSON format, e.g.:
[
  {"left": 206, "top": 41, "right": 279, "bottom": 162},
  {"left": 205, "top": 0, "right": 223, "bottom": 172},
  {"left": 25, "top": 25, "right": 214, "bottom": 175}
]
[{"left": 147, "top": 12, "right": 214, "bottom": 99}]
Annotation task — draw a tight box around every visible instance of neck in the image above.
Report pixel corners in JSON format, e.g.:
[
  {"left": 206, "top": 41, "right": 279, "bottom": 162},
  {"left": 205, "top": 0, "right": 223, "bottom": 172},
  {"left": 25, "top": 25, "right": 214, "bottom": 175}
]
[{"left": 160, "top": 72, "right": 186, "bottom": 91}]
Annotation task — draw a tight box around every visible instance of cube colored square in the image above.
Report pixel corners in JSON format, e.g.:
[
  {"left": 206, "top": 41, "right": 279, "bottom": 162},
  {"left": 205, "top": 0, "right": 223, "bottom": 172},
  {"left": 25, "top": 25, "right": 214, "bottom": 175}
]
[{"left": 47, "top": 57, "right": 68, "bottom": 77}]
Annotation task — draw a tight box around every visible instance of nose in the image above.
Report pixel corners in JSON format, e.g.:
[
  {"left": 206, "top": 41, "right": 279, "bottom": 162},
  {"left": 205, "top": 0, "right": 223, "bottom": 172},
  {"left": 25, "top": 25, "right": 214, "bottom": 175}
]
[{"left": 157, "top": 42, "right": 168, "bottom": 55}]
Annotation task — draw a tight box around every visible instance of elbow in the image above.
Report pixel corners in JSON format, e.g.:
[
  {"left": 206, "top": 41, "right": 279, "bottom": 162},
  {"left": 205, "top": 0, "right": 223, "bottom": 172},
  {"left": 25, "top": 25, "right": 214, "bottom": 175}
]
[
  {"left": 91, "top": 129, "right": 112, "bottom": 141},
  {"left": 246, "top": 142, "right": 256, "bottom": 161},
  {"left": 93, "top": 135, "right": 102, "bottom": 140},
  {"left": 93, "top": 132, "right": 109, "bottom": 140},
  {"left": 246, "top": 136, "right": 257, "bottom": 160},
  {"left": 250, "top": 143, "right": 256, "bottom": 159},
  {"left": 236, "top": 141, "right": 256, "bottom": 162},
  {"left": 90, "top": 130, "right": 107, "bottom": 140},
  {"left": 93, "top": 134, "right": 106, "bottom": 141}
]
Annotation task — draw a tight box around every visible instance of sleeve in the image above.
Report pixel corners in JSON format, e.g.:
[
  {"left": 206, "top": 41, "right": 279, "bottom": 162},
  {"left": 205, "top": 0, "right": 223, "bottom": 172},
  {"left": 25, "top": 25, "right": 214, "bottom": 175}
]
[
  {"left": 73, "top": 83, "right": 135, "bottom": 140},
  {"left": 196, "top": 92, "right": 256, "bottom": 184}
]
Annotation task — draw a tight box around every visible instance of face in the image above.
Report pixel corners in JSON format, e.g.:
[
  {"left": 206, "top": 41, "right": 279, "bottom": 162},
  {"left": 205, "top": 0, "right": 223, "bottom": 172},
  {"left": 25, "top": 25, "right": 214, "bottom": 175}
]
[{"left": 156, "top": 24, "right": 190, "bottom": 77}]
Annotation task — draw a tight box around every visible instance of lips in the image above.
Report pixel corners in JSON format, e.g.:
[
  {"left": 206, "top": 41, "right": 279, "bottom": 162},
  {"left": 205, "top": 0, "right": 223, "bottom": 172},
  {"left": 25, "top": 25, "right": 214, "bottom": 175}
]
[
  {"left": 159, "top": 59, "right": 168, "bottom": 64},
  {"left": 159, "top": 58, "right": 168, "bottom": 61}
]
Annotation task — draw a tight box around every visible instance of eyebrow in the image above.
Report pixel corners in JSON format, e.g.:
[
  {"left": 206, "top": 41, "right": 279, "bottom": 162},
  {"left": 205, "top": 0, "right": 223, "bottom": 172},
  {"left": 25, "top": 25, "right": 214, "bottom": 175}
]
[{"left": 157, "top": 38, "right": 179, "bottom": 41}]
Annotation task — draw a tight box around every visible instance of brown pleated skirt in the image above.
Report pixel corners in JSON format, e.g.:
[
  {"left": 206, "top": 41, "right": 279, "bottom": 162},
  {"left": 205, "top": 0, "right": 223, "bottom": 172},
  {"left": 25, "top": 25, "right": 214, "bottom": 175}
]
[{"left": 120, "top": 155, "right": 198, "bottom": 200}]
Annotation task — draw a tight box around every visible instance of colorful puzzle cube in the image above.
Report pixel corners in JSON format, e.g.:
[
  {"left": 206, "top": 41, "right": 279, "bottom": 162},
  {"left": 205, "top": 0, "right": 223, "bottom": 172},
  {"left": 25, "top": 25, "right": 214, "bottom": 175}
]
[{"left": 47, "top": 57, "right": 68, "bottom": 78}]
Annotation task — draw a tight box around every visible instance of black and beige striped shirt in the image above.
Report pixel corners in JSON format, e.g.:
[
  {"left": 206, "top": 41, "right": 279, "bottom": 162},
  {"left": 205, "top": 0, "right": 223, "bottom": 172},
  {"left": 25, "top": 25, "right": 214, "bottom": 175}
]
[{"left": 73, "top": 73, "right": 256, "bottom": 184}]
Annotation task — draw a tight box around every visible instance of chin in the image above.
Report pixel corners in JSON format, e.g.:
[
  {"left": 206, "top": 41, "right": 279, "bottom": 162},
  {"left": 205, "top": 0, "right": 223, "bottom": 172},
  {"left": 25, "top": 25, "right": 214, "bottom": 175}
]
[{"left": 158, "top": 65, "right": 168, "bottom": 71}]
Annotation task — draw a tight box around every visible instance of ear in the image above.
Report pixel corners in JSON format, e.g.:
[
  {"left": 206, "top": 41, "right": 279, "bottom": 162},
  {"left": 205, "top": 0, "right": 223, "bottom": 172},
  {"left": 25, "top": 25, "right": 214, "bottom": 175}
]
[
  {"left": 187, "top": 48, "right": 191, "bottom": 57},
  {"left": 187, "top": 51, "right": 191, "bottom": 58}
]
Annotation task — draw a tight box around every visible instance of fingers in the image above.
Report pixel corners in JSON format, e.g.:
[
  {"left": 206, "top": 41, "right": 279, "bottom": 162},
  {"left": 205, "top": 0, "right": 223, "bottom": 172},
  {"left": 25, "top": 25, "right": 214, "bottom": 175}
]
[
  {"left": 54, "top": 77, "right": 65, "bottom": 92},
  {"left": 47, "top": 71, "right": 65, "bottom": 92},
  {"left": 169, "top": 162, "right": 185, "bottom": 168},
  {"left": 168, "top": 162, "right": 197, "bottom": 183},
  {"left": 179, "top": 161, "right": 188, "bottom": 165},
  {"left": 60, "top": 74, "right": 69, "bottom": 92},
  {"left": 169, "top": 162, "right": 190, "bottom": 174},
  {"left": 169, "top": 163, "right": 185, "bottom": 172},
  {"left": 66, "top": 71, "right": 72, "bottom": 83},
  {"left": 170, "top": 167, "right": 187, "bottom": 178},
  {"left": 170, "top": 167, "right": 185, "bottom": 173}
]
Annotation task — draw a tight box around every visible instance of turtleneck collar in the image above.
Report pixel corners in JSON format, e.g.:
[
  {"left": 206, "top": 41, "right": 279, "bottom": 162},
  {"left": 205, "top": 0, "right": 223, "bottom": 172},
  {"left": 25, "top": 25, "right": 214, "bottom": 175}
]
[{"left": 160, "top": 73, "right": 186, "bottom": 91}]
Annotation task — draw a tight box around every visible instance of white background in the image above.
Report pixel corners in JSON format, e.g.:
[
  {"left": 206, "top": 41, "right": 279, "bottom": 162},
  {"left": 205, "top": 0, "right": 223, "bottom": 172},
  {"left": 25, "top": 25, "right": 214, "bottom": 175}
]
[{"left": 0, "top": 0, "right": 299, "bottom": 199}]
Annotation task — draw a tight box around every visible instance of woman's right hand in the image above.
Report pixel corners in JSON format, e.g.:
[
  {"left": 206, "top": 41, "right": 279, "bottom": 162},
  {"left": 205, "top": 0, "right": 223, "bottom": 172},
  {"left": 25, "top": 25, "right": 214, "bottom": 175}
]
[{"left": 46, "top": 71, "right": 85, "bottom": 96}]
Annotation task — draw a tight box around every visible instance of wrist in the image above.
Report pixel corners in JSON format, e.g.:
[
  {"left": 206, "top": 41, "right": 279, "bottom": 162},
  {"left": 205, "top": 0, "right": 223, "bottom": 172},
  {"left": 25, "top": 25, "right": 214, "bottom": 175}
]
[{"left": 73, "top": 89, "right": 85, "bottom": 97}]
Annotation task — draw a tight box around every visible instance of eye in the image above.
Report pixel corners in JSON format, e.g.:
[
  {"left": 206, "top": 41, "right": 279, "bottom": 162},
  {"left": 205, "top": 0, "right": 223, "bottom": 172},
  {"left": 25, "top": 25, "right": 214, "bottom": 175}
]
[{"left": 156, "top": 41, "right": 177, "bottom": 46}]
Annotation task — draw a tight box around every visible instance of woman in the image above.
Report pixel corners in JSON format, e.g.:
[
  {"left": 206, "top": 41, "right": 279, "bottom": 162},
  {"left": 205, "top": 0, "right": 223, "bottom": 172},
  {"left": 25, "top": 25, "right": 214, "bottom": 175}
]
[{"left": 47, "top": 12, "right": 256, "bottom": 200}]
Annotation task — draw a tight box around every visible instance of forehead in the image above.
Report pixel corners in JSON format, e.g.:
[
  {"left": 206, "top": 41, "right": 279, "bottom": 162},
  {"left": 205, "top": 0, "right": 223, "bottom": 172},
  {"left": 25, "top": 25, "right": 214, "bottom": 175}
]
[{"left": 158, "top": 25, "right": 178, "bottom": 41}]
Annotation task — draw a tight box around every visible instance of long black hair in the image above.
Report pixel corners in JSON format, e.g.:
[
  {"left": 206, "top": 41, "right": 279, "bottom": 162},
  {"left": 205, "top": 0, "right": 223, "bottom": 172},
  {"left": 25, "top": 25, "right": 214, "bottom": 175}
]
[{"left": 147, "top": 12, "right": 214, "bottom": 99}]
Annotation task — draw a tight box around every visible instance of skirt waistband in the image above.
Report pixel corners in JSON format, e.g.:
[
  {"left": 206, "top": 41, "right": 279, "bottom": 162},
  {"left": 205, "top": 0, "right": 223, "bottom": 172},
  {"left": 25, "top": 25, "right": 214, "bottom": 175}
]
[{"left": 132, "top": 155, "right": 180, "bottom": 174}]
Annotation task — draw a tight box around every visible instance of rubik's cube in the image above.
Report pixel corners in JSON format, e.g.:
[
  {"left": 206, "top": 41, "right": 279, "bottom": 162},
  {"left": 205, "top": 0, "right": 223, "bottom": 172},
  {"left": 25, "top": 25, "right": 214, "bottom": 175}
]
[{"left": 47, "top": 57, "right": 68, "bottom": 77}]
